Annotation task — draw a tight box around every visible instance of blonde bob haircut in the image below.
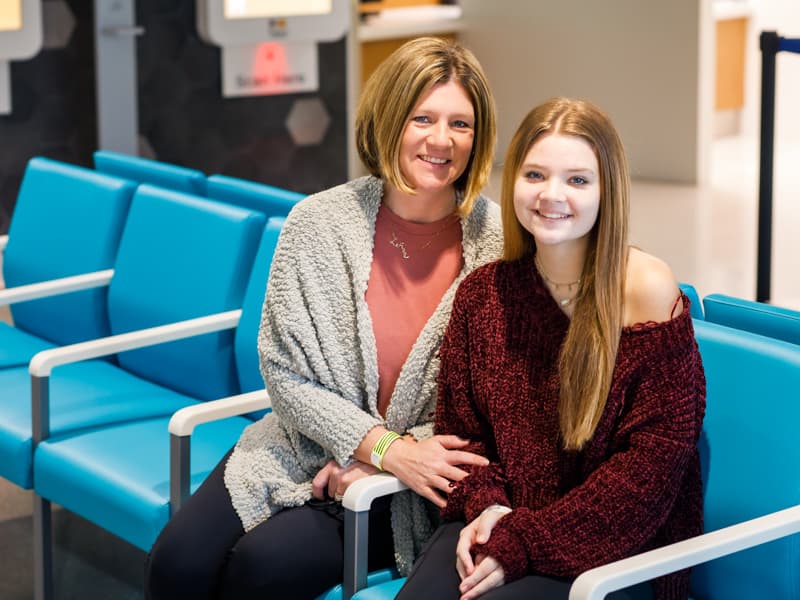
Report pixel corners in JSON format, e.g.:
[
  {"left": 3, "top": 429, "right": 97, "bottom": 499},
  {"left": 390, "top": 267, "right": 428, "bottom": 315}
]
[
  {"left": 355, "top": 37, "right": 496, "bottom": 216},
  {"left": 501, "top": 97, "right": 630, "bottom": 450}
]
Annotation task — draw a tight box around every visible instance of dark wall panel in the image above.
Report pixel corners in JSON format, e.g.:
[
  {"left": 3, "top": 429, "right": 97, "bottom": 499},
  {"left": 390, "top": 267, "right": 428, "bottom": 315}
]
[{"left": 0, "top": 0, "right": 349, "bottom": 235}]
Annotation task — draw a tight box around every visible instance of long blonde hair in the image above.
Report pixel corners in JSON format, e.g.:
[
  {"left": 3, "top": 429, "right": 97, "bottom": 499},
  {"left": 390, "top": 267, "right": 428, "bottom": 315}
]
[
  {"left": 501, "top": 98, "right": 630, "bottom": 450},
  {"left": 355, "top": 37, "right": 497, "bottom": 216}
]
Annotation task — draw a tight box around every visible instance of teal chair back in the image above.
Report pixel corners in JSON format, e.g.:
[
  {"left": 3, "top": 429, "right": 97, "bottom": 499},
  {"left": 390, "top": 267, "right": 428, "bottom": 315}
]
[
  {"left": 234, "top": 217, "right": 285, "bottom": 394},
  {"left": 206, "top": 174, "right": 303, "bottom": 218},
  {"left": 107, "top": 185, "right": 265, "bottom": 400},
  {"left": 690, "top": 320, "right": 800, "bottom": 599},
  {"left": 703, "top": 293, "right": 800, "bottom": 345},
  {"left": 94, "top": 150, "right": 207, "bottom": 195},
  {"left": 3, "top": 157, "right": 135, "bottom": 345},
  {"left": 678, "top": 283, "right": 703, "bottom": 320}
]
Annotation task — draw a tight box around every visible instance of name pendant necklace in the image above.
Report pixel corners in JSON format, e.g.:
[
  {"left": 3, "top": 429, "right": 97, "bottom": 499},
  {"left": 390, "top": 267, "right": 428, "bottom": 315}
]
[{"left": 389, "top": 220, "right": 453, "bottom": 260}]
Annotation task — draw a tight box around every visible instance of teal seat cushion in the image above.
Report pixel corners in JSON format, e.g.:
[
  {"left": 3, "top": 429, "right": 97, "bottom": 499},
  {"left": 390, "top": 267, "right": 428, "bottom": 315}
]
[
  {"left": 0, "top": 322, "right": 55, "bottom": 369},
  {"left": 34, "top": 414, "right": 250, "bottom": 551},
  {"left": 350, "top": 577, "right": 406, "bottom": 599},
  {"left": 0, "top": 361, "right": 196, "bottom": 488},
  {"left": 316, "top": 569, "right": 399, "bottom": 600}
]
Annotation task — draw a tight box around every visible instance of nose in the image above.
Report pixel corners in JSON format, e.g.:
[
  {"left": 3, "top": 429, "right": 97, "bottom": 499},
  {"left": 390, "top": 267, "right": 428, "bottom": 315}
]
[
  {"left": 539, "top": 177, "right": 564, "bottom": 202},
  {"left": 427, "top": 122, "right": 452, "bottom": 148}
]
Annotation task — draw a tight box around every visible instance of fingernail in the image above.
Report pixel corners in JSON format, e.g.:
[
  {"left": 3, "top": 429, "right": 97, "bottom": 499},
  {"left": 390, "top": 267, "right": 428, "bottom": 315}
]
[{"left": 449, "top": 481, "right": 456, "bottom": 487}]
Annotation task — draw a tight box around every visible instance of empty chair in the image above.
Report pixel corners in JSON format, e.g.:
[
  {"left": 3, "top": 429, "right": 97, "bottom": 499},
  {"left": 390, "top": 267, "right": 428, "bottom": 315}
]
[
  {"left": 94, "top": 149, "right": 207, "bottom": 195},
  {"left": 0, "top": 184, "right": 265, "bottom": 491},
  {"left": 29, "top": 217, "right": 284, "bottom": 600},
  {"left": 0, "top": 157, "right": 136, "bottom": 368},
  {"left": 703, "top": 293, "right": 800, "bottom": 345},
  {"left": 206, "top": 173, "right": 304, "bottom": 218}
]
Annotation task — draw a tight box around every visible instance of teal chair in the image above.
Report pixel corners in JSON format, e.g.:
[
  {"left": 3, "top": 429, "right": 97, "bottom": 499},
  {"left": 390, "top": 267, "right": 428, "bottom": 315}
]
[
  {"left": 703, "top": 293, "right": 800, "bottom": 345},
  {"left": 28, "top": 217, "right": 287, "bottom": 600},
  {"left": 0, "top": 157, "right": 135, "bottom": 368},
  {"left": 94, "top": 149, "right": 207, "bottom": 195},
  {"left": 2, "top": 185, "right": 265, "bottom": 599},
  {"left": 346, "top": 320, "right": 800, "bottom": 600}
]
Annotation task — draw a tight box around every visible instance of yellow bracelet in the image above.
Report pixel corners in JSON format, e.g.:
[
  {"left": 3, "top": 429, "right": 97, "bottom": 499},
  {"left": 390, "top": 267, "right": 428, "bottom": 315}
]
[{"left": 370, "top": 431, "right": 402, "bottom": 471}]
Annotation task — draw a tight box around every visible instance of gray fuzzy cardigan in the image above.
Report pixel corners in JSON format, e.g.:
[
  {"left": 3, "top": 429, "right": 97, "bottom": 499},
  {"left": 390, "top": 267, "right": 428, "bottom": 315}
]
[{"left": 224, "top": 175, "right": 503, "bottom": 575}]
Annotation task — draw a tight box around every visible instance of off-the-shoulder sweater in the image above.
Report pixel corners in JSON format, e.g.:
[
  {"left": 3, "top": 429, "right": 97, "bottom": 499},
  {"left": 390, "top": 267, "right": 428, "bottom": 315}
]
[{"left": 437, "top": 256, "right": 706, "bottom": 600}]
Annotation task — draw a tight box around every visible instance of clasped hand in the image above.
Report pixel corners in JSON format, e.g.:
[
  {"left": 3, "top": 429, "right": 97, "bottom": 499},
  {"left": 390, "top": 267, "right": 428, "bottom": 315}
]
[
  {"left": 380, "top": 435, "right": 490, "bottom": 508},
  {"left": 455, "top": 509, "right": 508, "bottom": 600},
  {"left": 311, "top": 459, "right": 378, "bottom": 501}
]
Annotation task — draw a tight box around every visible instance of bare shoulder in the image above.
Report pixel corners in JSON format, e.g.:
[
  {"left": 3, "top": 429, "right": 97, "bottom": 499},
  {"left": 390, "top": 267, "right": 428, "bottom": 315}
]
[{"left": 623, "top": 247, "right": 682, "bottom": 326}]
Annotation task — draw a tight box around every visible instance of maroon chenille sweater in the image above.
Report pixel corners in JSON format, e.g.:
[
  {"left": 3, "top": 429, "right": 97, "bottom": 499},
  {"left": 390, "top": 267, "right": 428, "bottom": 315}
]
[{"left": 436, "top": 257, "right": 706, "bottom": 600}]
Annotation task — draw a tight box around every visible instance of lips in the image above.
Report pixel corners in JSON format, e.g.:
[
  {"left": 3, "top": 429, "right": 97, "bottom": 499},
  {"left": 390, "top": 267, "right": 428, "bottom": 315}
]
[
  {"left": 420, "top": 155, "right": 450, "bottom": 165},
  {"left": 535, "top": 209, "right": 571, "bottom": 220}
]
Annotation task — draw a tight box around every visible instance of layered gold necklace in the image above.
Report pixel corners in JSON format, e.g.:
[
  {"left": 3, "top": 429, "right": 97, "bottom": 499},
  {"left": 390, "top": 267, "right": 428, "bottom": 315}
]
[{"left": 534, "top": 254, "right": 581, "bottom": 307}]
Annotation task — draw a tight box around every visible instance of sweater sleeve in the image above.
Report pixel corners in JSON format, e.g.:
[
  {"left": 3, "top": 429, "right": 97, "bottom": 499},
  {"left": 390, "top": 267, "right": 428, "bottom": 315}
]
[
  {"left": 258, "top": 201, "right": 383, "bottom": 466},
  {"left": 436, "top": 274, "right": 512, "bottom": 522},
  {"left": 480, "top": 316, "right": 706, "bottom": 583}
]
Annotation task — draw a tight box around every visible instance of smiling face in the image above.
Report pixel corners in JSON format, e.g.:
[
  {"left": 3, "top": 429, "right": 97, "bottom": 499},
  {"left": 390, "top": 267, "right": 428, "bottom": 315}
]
[
  {"left": 397, "top": 79, "right": 476, "bottom": 201},
  {"left": 513, "top": 132, "right": 601, "bottom": 252}
]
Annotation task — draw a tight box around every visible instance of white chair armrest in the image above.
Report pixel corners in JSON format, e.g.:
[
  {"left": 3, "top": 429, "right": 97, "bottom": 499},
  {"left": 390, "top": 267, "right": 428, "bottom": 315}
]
[
  {"left": 29, "top": 309, "right": 242, "bottom": 376},
  {"left": 0, "top": 234, "right": 8, "bottom": 252},
  {"left": 342, "top": 473, "right": 409, "bottom": 512},
  {"left": 569, "top": 504, "right": 800, "bottom": 600},
  {"left": 0, "top": 269, "right": 114, "bottom": 307},
  {"left": 169, "top": 389, "right": 271, "bottom": 436}
]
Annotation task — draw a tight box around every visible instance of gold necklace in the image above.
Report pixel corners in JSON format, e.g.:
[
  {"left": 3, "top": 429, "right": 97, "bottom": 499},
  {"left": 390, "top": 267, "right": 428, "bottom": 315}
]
[
  {"left": 534, "top": 254, "right": 581, "bottom": 307},
  {"left": 389, "top": 220, "right": 454, "bottom": 260}
]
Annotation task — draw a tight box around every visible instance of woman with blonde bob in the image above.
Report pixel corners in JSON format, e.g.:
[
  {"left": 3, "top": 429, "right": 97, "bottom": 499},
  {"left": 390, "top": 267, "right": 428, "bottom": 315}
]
[
  {"left": 396, "top": 98, "right": 706, "bottom": 600},
  {"left": 145, "top": 37, "right": 503, "bottom": 599}
]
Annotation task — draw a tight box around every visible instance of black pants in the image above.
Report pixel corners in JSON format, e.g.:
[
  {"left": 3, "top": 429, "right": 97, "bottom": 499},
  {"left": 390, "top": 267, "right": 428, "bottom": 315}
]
[
  {"left": 144, "top": 448, "right": 395, "bottom": 600},
  {"left": 396, "top": 522, "right": 654, "bottom": 600}
]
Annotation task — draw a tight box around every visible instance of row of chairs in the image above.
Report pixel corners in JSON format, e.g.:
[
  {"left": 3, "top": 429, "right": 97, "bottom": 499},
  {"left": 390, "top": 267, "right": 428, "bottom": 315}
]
[
  {"left": 337, "top": 288, "right": 800, "bottom": 599},
  {"left": 0, "top": 153, "right": 303, "bottom": 599}
]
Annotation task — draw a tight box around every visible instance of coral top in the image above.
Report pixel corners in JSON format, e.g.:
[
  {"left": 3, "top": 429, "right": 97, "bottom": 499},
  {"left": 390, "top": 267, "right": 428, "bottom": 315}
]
[
  {"left": 367, "top": 203, "right": 463, "bottom": 416},
  {"left": 437, "top": 257, "right": 706, "bottom": 600}
]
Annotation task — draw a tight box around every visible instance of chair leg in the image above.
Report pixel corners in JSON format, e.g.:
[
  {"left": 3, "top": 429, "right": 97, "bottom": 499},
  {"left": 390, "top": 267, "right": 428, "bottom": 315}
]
[
  {"left": 343, "top": 509, "right": 370, "bottom": 600},
  {"left": 33, "top": 494, "right": 54, "bottom": 600}
]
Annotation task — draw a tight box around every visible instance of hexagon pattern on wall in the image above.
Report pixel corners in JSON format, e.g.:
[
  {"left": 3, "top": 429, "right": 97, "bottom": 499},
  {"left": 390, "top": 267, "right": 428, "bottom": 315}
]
[
  {"left": 286, "top": 98, "right": 331, "bottom": 147},
  {"left": 43, "top": 0, "right": 76, "bottom": 50}
]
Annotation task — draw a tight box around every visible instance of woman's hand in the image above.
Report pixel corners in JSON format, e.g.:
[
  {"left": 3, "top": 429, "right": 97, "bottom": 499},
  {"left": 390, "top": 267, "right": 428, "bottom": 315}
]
[
  {"left": 455, "top": 507, "right": 509, "bottom": 598},
  {"left": 311, "top": 459, "right": 379, "bottom": 501},
  {"left": 380, "top": 435, "right": 490, "bottom": 508},
  {"left": 458, "top": 554, "right": 505, "bottom": 600}
]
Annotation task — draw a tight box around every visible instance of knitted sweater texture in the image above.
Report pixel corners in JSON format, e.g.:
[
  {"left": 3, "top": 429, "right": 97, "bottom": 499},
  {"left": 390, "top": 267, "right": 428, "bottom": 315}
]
[
  {"left": 223, "top": 176, "right": 503, "bottom": 575},
  {"left": 437, "top": 257, "right": 706, "bottom": 600}
]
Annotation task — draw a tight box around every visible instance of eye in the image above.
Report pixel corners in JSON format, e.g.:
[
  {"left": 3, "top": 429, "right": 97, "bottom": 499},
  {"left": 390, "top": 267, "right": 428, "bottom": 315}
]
[
  {"left": 523, "top": 170, "right": 544, "bottom": 181},
  {"left": 569, "top": 175, "right": 589, "bottom": 185},
  {"left": 452, "top": 119, "right": 472, "bottom": 129},
  {"left": 411, "top": 115, "right": 431, "bottom": 124}
]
